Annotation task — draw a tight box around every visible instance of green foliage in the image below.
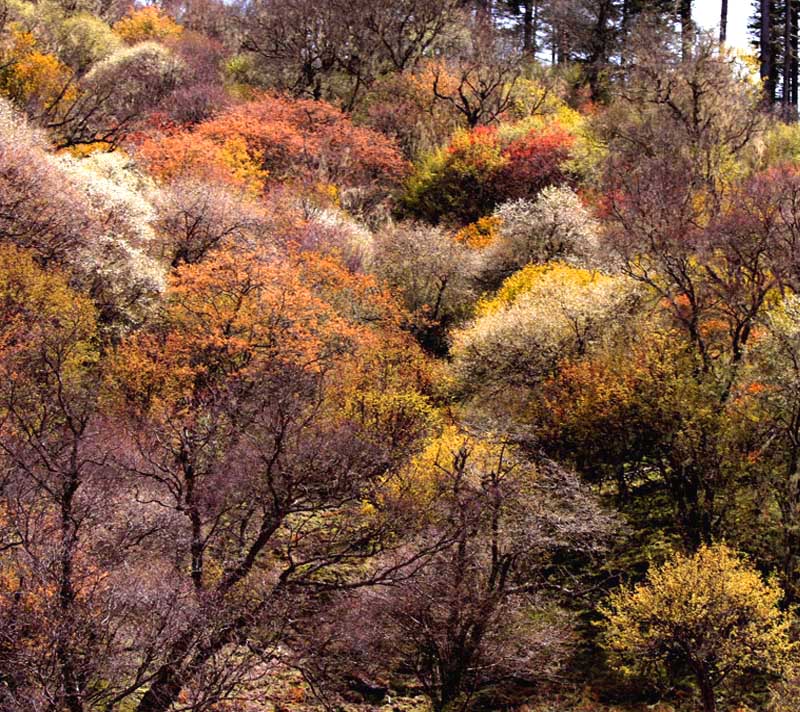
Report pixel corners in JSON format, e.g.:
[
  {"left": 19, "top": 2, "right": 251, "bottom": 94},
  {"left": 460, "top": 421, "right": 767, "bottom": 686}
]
[
  {"left": 402, "top": 126, "right": 505, "bottom": 225},
  {"left": 58, "top": 12, "right": 121, "bottom": 71},
  {"left": 402, "top": 113, "right": 583, "bottom": 226}
]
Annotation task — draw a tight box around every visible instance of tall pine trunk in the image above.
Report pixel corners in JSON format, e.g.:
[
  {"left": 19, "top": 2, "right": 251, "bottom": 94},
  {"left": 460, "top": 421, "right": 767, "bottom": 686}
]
[
  {"left": 522, "top": 1, "right": 535, "bottom": 55},
  {"left": 679, "top": 0, "right": 693, "bottom": 60},
  {"left": 793, "top": 0, "right": 799, "bottom": 106},
  {"left": 720, "top": 0, "right": 728, "bottom": 43},
  {"left": 761, "top": 0, "right": 774, "bottom": 101},
  {"left": 785, "top": 0, "right": 794, "bottom": 114}
]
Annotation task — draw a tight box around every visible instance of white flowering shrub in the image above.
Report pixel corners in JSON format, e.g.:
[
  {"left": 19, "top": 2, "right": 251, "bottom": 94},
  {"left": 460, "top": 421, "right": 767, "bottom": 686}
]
[
  {"left": 450, "top": 263, "right": 639, "bottom": 394},
  {"left": 0, "top": 100, "right": 165, "bottom": 332},
  {"left": 371, "top": 222, "right": 480, "bottom": 351},
  {"left": 58, "top": 151, "right": 161, "bottom": 247},
  {"left": 303, "top": 207, "right": 375, "bottom": 272},
  {"left": 0, "top": 98, "right": 95, "bottom": 262},
  {"left": 482, "top": 187, "right": 599, "bottom": 285},
  {"left": 56, "top": 151, "right": 166, "bottom": 331}
]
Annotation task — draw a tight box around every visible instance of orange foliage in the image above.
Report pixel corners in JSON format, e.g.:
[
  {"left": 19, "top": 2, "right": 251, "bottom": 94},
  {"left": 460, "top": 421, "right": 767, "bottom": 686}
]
[
  {"left": 112, "top": 248, "right": 430, "bottom": 420},
  {"left": 0, "top": 27, "right": 76, "bottom": 113},
  {"left": 135, "top": 95, "right": 409, "bottom": 203},
  {"left": 113, "top": 6, "right": 183, "bottom": 44},
  {"left": 454, "top": 215, "right": 501, "bottom": 249},
  {"left": 135, "top": 130, "right": 267, "bottom": 192}
]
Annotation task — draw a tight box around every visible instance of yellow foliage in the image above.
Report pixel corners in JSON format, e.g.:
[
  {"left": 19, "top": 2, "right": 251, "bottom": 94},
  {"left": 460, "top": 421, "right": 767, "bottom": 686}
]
[
  {"left": 0, "top": 26, "right": 76, "bottom": 111},
  {"left": 476, "top": 262, "right": 611, "bottom": 317},
  {"left": 65, "top": 141, "right": 113, "bottom": 156},
  {"left": 346, "top": 389, "right": 439, "bottom": 449},
  {"left": 601, "top": 544, "right": 794, "bottom": 694},
  {"left": 113, "top": 6, "right": 183, "bottom": 45},
  {"left": 218, "top": 135, "right": 269, "bottom": 193},
  {"left": 0, "top": 245, "right": 98, "bottom": 392},
  {"left": 400, "top": 425, "right": 521, "bottom": 509}
]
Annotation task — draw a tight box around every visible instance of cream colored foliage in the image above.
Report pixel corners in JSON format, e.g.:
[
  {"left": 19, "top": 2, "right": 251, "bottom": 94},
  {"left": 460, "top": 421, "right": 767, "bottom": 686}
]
[
  {"left": 450, "top": 264, "right": 637, "bottom": 392},
  {"left": 483, "top": 187, "right": 599, "bottom": 281},
  {"left": 56, "top": 151, "right": 166, "bottom": 327},
  {"left": 307, "top": 206, "right": 375, "bottom": 270}
]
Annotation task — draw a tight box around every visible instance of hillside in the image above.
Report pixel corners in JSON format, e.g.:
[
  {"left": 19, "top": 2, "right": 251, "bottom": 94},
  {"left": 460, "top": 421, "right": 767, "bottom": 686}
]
[{"left": 3, "top": 2, "right": 800, "bottom": 712}]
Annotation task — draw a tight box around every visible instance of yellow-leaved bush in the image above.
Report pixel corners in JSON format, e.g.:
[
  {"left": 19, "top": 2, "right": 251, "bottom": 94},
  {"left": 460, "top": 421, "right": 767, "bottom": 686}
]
[
  {"left": 451, "top": 263, "right": 640, "bottom": 397},
  {"left": 601, "top": 544, "right": 795, "bottom": 712}
]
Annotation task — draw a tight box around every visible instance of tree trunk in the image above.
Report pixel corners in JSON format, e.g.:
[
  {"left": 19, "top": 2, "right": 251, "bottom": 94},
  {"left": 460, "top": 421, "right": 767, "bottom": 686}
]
[
  {"left": 786, "top": 0, "right": 794, "bottom": 114},
  {"left": 522, "top": 1, "right": 534, "bottom": 55},
  {"left": 762, "top": 0, "right": 774, "bottom": 101},
  {"left": 135, "top": 629, "right": 197, "bottom": 712},
  {"left": 620, "top": 0, "right": 630, "bottom": 66},
  {"left": 719, "top": 0, "right": 728, "bottom": 43},
  {"left": 697, "top": 673, "right": 717, "bottom": 712},
  {"left": 58, "top": 469, "right": 84, "bottom": 712},
  {"left": 793, "top": 0, "right": 799, "bottom": 107},
  {"left": 136, "top": 623, "right": 237, "bottom": 712},
  {"left": 679, "top": 0, "right": 693, "bottom": 60},
  {"left": 587, "top": 0, "right": 612, "bottom": 101}
]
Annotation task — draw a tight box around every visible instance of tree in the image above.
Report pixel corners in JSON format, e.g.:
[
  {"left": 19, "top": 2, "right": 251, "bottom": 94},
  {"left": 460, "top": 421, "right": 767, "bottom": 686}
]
[
  {"left": 428, "top": 14, "right": 522, "bottom": 129},
  {"left": 0, "top": 2, "right": 187, "bottom": 150},
  {"left": 240, "top": 0, "right": 459, "bottom": 109},
  {"left": 307, "top": 427, "right": 615, "bottom": 712},
  {"left": 0, "top": 24, "right": 77, "bottom": 121},
  {"left": 108, "top": 248, "right": 437, "bottom": 712},
  {"left": 601, "top": 544, "right": 795, "bottom": 712},
  {"left": 0, "top": 100, "right": 165, "bottom": 335},
  {"left": 503, "top": 0, "right": 541, "bottom": 55},
  {"left": 402, "top": 117, "right": 579, "bottom": 226},
  {"left": 0, "top": 245, "right": 100, "bottom": 712},
  {"left": 0, "top": 246, "right": 170, "bottom": 712},
  {"left": 720, "top": 0, "right": 728, "bottom": 43},
  {"left": 0, "top": 97, "right": 94, "bottom": 265},
  {"left": 112, "top": 6, "right": 183, "bottom": 45},
  {"left": 66, "top": 41, "right": 184, "bottom": 148},
  {"left": 449, "top": 263, "right": 640, "bottom": 400},
  {"left": 727, "top": 291, "right": 800, "bottom": 604},
  {"left": 137, "top": 95, "right": 408, "bottom": 213},
  {"left": 155, "top": 178, "right": 266, "bottom": 267},
  {"left": 491, "top": 121, "right": 576, "bottom": 202},
  {"left": 371, "top": 222, "right": 479, "bottom": 353},
  {"left": 402, "top": 126, "right": 506, "bottom": 225},
  {"left": 762, "top": 0, "right": 775, "bottom": 101},
  {"left": 679, "top": 0, "right": 693, "bottom": 59}
]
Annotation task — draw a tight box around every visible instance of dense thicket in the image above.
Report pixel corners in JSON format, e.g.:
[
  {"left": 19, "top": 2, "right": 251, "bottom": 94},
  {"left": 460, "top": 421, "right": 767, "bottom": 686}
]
[{"left": 5, "top": 2, "right": 800, "bottom": 712}]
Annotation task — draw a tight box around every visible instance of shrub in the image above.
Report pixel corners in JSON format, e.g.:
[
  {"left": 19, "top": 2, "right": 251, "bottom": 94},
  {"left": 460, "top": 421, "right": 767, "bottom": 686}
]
[
  {"left": 602, "top": 544, "right": 795, "bottom": 712},
  {"left": 480, "top": 187, "right": 598, "bottom": 286},
  {"left": 113, "top": 6, "right": 183, "bottom": 45},
  {"left": 403, "top": 119, "right": 580, "bottom": 226}
]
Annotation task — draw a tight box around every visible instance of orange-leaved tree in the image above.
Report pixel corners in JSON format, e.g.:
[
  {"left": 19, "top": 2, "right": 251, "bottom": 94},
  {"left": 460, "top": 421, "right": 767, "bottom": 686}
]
[
  {"left": 108, "top": 247, "right": 436, "bottom": 712},
  {"left": 136, "top": 95, "right": 409, "bottom": 212}
]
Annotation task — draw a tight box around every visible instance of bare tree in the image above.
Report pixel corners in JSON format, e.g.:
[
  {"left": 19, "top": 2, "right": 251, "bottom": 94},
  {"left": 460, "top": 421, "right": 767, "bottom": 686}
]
[
  {"left": 240, "top": 0, "right": 459, "bottom": 108},
  {"left": 430, "top": 14, "right": 522, "bottom": 127},
  {"left": 302, "top": 430, "right": 616, "bottom": 712}
]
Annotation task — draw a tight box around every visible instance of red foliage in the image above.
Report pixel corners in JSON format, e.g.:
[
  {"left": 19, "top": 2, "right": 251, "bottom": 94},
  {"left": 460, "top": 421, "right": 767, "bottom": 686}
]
[
  {"left": 135, "top": 94, "right": 409, "bottom": 207},
  {"left": 493, "top": 124, "right": 576, "bottom": 201}
]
